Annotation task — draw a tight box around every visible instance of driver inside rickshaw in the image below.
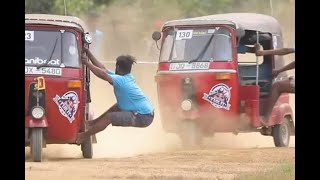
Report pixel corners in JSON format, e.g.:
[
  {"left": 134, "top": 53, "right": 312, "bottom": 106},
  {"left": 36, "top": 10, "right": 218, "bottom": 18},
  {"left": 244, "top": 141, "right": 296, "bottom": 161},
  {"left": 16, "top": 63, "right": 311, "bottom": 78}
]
[{"left": 76, "top": 47, "right": 154, "bottom": 144}]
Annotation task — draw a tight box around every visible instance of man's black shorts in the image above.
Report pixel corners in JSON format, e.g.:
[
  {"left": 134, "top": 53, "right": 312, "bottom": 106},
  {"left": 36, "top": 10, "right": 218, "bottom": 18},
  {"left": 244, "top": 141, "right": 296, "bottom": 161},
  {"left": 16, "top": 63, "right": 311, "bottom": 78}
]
[{"left": 109, "top": 111, "right": 154, "bottom": 128}]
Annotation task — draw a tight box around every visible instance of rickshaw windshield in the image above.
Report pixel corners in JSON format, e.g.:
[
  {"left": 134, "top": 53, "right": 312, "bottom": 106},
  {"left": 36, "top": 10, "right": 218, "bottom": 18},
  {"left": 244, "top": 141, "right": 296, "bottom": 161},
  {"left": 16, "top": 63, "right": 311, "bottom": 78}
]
[
  {"left": 160, "top": 27, "right": 232, "bottom": 62},
  {"left": 25, "top": 30, "right": 80, "bottom": 68}
]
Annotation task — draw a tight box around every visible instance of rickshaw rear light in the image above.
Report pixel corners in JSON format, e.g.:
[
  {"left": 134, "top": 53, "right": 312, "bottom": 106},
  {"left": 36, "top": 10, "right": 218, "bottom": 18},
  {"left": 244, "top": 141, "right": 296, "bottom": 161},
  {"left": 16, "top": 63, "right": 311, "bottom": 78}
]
[
  {"left": 215, "top": 73, "right": 231, "bottom": 80},
  {"left": 67, "top": 80, "right": 82, "bottom": 88}
]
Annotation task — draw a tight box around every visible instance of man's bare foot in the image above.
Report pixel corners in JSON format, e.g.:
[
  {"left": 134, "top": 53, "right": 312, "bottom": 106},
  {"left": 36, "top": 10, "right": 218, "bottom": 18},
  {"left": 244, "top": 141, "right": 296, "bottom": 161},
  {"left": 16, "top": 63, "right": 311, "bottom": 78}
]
[{"left": 76, "top": 132, "right": 87, "bottom": 144}]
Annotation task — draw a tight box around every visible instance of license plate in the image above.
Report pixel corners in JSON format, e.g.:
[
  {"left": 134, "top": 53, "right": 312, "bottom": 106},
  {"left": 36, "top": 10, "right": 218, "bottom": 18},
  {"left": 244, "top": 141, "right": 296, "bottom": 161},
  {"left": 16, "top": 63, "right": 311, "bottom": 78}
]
[
  {"left": 25, "top": 66, "right": 62, "bottom": 76},
  {"left": 169, "top": 62, "right": 210, "bottom": 71}
]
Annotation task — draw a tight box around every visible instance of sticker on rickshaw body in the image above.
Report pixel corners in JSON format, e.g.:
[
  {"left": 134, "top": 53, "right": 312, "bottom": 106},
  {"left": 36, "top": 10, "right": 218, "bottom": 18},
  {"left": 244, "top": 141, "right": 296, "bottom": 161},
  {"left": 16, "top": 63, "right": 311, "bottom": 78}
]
[
  {"left": 169, "top": 62, "right": 210, "bottom": 71},
  {"left": 203, "top": 83, "right": 232, "bottom": 110},
  {"left": 53, "top": 91, "right": 80, "bottom": 123},
  {"left": 25, "top": 66, "right": 62, "bottom": 76}
]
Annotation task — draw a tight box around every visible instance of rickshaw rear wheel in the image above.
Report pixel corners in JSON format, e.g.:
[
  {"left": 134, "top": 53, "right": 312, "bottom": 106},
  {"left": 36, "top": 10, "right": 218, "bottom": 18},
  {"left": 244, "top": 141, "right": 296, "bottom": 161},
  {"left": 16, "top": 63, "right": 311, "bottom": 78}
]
[
  {"left": 30, "top": 128, "right": 43, "bottom": 162},
  {"left": 179, "top": 120, "right": 203, "bottom": 149},
  {"left": 81, "top": 136, "right": 93, "bottom": 158},
  {"left": 272, "top": 117, "right": 290, "bottom": 147}
]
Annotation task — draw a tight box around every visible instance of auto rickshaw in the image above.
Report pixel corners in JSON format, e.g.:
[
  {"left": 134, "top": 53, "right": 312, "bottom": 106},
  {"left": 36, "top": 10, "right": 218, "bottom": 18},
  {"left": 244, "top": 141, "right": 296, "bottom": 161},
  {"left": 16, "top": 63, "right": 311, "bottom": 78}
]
[
  {"left": 25, "top": 14, "right": 96, "bottom": 162},
  {"left": 152, "top": 13, "right": 295, "bottom": 147}
]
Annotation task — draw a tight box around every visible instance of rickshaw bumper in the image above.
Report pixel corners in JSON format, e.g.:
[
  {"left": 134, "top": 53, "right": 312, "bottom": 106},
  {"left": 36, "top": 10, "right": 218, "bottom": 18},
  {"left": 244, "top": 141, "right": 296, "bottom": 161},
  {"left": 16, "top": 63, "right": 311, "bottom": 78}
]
[
  {"left": 25, "top": 116, "right": 48, "bottom": 145},
  {"left": 25, "top": 116, "right": 48, "bottom": 128}
]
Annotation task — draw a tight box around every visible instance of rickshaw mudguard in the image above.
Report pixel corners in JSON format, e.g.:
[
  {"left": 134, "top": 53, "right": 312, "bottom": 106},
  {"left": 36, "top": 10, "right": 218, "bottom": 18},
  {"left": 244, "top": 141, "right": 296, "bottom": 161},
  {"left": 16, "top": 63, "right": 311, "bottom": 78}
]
[
  {"left": 272, "top": 102, "right": 293, "bottom": 125},
  {"left": 25, "top": 116, "right": 48, "bottom": 128}
]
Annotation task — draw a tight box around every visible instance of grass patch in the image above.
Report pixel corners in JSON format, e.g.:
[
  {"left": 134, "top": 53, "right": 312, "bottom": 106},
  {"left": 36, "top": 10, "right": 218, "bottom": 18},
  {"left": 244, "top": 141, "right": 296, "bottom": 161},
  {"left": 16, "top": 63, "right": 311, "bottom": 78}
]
[{"left": 235, "top": 163, "right": 295, "bottom": 180}]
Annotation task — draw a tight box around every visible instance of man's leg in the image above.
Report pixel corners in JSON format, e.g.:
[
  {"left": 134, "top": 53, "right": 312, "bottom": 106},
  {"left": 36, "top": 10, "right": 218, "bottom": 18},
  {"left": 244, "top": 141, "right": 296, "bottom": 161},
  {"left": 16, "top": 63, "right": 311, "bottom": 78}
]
[
  {"left": 261, "top": 78, "right": 295, "bottom": 126},
  {"left": 76, "top": 111, "right": 136, "bottom": 144},
  {"left": 76, "top": 104, "right": 119, "bottom": 144},
  {"left": 77, "top": 112, "right": 113, "bottom": 144},
  {"left": 87, "top": 103, "right": 119, "bottom": 126}
]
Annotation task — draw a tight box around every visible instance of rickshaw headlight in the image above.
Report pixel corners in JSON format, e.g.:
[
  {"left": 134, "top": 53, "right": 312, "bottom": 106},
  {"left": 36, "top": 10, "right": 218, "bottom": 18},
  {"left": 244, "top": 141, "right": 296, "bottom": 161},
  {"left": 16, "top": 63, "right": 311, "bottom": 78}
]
[
  {"left": 31, "top": 106, "right": 45, "bottom": 119},
  {"left": 181, "top": 99, "right": 192, "bottom": 111}
]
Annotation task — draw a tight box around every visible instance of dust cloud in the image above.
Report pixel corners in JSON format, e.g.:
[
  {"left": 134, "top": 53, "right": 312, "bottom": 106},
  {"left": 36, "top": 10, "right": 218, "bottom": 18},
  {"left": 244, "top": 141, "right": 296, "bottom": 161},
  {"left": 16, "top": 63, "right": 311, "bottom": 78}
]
[{"left": 25, "top": 1, "right": 295, "bottom": 159}]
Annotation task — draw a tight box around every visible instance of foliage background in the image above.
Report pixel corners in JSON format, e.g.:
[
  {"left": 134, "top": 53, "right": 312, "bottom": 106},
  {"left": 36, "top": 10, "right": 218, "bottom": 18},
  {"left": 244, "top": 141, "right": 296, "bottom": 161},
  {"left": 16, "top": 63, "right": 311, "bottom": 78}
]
[{"left": 25, "top": 0, "right": 295, "bottom": 59}]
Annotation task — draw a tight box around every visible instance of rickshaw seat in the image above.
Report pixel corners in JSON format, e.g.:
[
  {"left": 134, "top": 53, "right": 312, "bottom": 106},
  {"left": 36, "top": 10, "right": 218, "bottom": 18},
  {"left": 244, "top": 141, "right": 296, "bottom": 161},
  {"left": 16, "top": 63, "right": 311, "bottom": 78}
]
[{"left": 238, "top": 64, "right": 272, "bottom": 97}]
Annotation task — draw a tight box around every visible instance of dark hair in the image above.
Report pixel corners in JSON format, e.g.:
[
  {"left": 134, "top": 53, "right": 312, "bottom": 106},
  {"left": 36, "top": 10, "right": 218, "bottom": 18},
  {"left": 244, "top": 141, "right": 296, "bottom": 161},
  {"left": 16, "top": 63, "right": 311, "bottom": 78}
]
[{"left": 116, "top": 55, "right": 137, "bottom": 74}]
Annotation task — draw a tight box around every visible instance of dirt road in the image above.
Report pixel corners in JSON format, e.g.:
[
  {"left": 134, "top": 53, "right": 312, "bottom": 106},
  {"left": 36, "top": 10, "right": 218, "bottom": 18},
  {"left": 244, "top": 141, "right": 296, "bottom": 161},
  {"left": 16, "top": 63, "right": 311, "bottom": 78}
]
[
  {"left": 26, "top": 108, "right": 295, "bottom": 180},
  {"left": 25, "top": 146, "right": 294, "bottom": 180},
  {"left": 26, "top": 123, "right": 295, "bottom": 180}
]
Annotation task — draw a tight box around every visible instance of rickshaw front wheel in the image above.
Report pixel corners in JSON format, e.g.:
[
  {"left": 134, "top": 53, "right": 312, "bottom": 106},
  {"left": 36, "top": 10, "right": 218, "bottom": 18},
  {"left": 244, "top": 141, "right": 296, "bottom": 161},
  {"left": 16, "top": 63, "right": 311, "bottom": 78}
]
[
  {"left": 272, "top": 117, "right": 290, "bottom": 147},
  {"left": 81, "top": 136, "right": 93, "bottom": 158},
  {"left": 30, "top": 128, "right": 43, "bottom": 162}
]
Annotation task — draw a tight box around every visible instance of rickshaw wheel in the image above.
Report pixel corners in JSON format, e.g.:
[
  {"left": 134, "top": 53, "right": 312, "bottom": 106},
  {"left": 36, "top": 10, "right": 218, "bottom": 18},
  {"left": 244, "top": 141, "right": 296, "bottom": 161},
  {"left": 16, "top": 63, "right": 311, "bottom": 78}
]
[
  {"left": 30, "top": 128, "right": 43, "bottom": 162},
  {"left": 272, "top": 117, "right": 290, "bottom": 147},
  {"left": 81, "top": 136, "right": 93, "bottom": 158},
  {"left": 179, "top": 120, "right": 203, "bottom": 149}
]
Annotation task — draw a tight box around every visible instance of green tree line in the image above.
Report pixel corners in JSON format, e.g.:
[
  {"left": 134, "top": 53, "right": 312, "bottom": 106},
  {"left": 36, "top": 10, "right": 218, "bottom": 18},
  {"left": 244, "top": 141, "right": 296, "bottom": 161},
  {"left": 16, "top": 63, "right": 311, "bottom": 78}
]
[{"left": 25, "top": 0, "right": 293, "bottom": 18}]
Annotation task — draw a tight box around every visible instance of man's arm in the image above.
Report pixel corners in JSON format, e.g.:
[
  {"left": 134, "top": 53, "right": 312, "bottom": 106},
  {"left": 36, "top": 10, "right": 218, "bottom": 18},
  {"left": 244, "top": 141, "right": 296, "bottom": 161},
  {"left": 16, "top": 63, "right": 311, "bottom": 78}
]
[
  {"left": 83, "top": 47, "right": 106, "bottom": 70},
  {"left": 255, "top": 44, "right": 295, "bottom": 56},
  {"left": 81, "top": 54, "right": 113, "bottom": 84},
  {"left": 277, "top": 61, "right": 295, "bottom": 73},
  {"left": 272, "top": 61, "right": 295, "bottom": 78},
  {"left": 257, "top": 48, "right": 295, "bottom": 56}
]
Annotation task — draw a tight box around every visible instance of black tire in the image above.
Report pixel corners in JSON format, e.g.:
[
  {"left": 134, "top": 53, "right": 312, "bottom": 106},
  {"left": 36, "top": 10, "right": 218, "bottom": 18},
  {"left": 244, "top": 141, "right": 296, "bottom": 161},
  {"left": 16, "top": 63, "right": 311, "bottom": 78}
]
[
  {"left": 81, "top": 136, "right": 93, "bottom": 158},
  {"left": 30, "top": 128, "right": 43, "bottom": 162},
  {"left": 272, "top": 117, "right": 290, "bottom": 147},
  {"left": 179, "top": 121, "right": 203, "bottom": 149}
]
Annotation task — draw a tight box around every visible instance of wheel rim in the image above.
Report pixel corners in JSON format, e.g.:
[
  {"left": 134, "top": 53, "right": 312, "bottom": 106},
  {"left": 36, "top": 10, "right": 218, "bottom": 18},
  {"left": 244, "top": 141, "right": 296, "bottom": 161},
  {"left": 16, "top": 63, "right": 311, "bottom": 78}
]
[{"left": 281, "top": 122, "right": 289, "bottom": 145}]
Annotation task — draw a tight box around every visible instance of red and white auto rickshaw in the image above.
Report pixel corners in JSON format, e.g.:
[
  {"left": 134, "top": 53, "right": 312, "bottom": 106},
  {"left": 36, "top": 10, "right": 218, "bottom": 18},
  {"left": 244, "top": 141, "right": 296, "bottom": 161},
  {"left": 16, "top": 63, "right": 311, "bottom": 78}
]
[
  {"left": 25, "top": 14, "right": 96, "bottom": 162},
  {"left": 152, "top": 13, "right": 295, "bottom": 147}
]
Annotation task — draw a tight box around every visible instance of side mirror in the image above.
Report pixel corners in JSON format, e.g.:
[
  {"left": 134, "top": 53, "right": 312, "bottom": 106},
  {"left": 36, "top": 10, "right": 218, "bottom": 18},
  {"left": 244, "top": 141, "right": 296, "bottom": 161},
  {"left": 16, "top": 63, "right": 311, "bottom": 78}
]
[
  {"left": 84, "top": 33, "right": 93, "bottom": 44},
  {"left": 152, "top": 31, "right": 161, "bottom": 41}
]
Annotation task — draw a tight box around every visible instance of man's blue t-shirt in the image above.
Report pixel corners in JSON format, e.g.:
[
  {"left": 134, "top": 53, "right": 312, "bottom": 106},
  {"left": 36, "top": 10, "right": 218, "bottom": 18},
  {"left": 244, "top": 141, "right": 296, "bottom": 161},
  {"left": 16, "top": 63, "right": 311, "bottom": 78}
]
[{"left": 106, "top": 70, "right": 154, "bottom": 114}]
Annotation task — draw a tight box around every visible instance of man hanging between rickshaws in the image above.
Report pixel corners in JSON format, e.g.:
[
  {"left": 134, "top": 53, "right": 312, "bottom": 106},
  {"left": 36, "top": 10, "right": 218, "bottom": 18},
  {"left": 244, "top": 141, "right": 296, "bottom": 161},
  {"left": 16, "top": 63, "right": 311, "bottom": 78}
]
[
  {"left": 254, "top": 44, "right": 295, "bottom": 126},
  {"left": 76, "top": 47, "right": 154, "bottom": 144}
]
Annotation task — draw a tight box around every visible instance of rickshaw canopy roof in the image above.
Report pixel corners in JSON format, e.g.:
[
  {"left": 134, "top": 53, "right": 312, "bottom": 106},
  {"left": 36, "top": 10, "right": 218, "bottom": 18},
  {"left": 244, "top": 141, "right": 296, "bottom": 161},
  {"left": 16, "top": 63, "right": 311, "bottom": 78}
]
[
  {"left": 25, "top": 14, "right": 90, "bottom": 33},
  {"left": 163, "top": 13, "right": 282, "bottom": 35}
]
